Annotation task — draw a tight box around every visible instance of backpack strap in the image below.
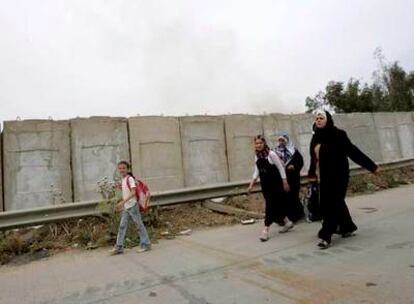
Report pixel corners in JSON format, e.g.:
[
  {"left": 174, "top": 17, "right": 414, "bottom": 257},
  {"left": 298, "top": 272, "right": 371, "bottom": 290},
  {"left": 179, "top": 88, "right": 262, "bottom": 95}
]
[
  {"left": 126, "top": 176, "right": 131, "bottom": 191},
  {"left": 125, "top": 176, "right": 136, "bottom": 191},
  {"left": 126, "top": 176, "right": 140, "bottom": 202}
]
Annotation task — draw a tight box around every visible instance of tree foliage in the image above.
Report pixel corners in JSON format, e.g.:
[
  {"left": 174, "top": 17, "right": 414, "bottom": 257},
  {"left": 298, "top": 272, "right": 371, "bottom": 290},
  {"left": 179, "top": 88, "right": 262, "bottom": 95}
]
[{"left": 306, "top": 50, "right": 414, "bottom": 113}]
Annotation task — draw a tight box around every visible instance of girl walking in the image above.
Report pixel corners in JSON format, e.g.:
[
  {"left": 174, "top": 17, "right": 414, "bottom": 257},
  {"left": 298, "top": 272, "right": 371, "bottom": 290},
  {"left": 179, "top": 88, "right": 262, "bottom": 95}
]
[
  {"left": 308, "top": 110, "right": 379, "bottom": 249},
  {"left": 248, "top": 135, "right": 294, "bottom": 242},
  {"left": 274, "top": 133, "right": 304, "bottom": 222},
  {"left": 110, "top": 161, "right": 151, "bottom": 255}
]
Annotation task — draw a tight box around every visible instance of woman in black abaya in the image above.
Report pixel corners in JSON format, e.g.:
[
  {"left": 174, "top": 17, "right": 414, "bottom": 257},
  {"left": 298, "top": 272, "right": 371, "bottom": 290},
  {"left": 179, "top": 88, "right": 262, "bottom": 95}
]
[{"left": 308, "top": 110, "right": 379, "bottom": 249}]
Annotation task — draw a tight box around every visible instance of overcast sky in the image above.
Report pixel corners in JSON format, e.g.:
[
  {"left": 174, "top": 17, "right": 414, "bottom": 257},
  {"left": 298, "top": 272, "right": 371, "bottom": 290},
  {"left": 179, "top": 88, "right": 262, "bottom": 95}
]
[{"left": 1, "top": 0, "right": 413, "bottom": 122}]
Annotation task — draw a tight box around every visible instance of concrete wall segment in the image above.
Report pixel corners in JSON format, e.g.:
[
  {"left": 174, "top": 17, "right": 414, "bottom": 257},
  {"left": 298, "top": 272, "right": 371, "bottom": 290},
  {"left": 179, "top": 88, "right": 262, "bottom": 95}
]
[
  {"left": 224, "top": 114, "right": 263, "bottom": 181},
  {"left": 128, "top": 116, "right": 185, "bottom": 191},
  {"left": 71, "top": 117, "right": 129, "bottom": 201},
  {"left": 180, "top": 116, "right": 229, "bottom": 187},
  {"left": 3, "top": 120, "right": 72, "bottom": 210}
]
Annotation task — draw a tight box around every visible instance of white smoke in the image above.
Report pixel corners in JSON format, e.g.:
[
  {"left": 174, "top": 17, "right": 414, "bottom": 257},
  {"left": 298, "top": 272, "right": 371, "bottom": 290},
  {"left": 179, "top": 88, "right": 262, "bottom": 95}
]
[{"left": 0, "top": 0, "right": 413, "bottom": 122}]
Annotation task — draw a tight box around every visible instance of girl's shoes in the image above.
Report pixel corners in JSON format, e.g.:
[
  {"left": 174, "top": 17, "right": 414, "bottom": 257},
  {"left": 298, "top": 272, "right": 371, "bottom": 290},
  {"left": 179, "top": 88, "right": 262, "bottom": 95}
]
[
  {"left": 317, "top": 240, "right": 330, "bottom": 249},
  {"left": 109, "top": 247, "right": 124, "bottom": 255},
  {"left": 136, "top": 245, "right": 151, "bottom": 253},
  {"left": 279, "top": 221, "right": 294, "bottom": 233},
  {"left": 260, "top": 230, "right": 270, "bottom": 242}
]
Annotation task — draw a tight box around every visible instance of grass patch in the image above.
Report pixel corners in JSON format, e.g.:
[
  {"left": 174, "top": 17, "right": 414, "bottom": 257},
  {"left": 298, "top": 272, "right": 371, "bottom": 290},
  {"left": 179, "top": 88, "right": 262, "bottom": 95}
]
[{"left": 347, "top": 166, "right": 414, "bottom": 195}]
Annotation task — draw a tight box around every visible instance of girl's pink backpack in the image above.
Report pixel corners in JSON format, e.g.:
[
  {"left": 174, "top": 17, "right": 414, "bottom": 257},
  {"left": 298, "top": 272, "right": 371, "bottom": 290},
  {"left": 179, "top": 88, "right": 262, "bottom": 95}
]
[{"left": 126, "top": 177, "right": 151, "bottom": 212}]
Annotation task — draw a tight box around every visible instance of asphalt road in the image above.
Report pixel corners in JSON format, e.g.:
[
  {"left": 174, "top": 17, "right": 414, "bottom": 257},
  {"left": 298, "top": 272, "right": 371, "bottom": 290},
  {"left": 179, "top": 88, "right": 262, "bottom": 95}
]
[{"left": 1, "top": 185, "right": 414, "bottom": 304}]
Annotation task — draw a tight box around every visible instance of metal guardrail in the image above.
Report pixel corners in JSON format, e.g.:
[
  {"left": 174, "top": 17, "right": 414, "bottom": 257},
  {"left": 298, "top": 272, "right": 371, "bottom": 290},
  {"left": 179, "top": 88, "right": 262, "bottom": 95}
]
[{"left": 1, "top": 158, "right": 413, "bottom": 230}]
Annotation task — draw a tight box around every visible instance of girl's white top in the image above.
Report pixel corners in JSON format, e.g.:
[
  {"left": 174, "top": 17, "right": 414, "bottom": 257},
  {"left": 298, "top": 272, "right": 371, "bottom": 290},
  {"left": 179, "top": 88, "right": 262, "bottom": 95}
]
[
  {"left": 252, "top": 150, "right": 287, "bottom": 180},
  {"left": 121, "top": 176, "right": 138, "bottom": 209}
]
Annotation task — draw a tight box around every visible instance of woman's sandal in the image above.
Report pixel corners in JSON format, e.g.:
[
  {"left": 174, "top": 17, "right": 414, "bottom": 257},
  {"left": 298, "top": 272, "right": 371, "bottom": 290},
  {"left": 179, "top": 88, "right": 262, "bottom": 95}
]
[
  {"left": 342, "top": 232, "right": 356, "bottom": 238},
  {"left": 260, "top": 230, "right": 270, "bottom": 242},
  {"left": 279, "top": 221, "right": 294, "bottom": 233},
  {"left": 317, "top": 240, "right": 330, "bottom": 249}
]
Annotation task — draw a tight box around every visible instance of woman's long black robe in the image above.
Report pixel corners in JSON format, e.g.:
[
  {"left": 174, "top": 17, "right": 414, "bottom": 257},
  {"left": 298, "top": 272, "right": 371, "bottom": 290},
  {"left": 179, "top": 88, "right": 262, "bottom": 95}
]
[
  {"left": 285, "top": 150, "right": 304, "bottom": 222},
  {"left": 308, "top": 123, "right": 377, "bottom": 243}
]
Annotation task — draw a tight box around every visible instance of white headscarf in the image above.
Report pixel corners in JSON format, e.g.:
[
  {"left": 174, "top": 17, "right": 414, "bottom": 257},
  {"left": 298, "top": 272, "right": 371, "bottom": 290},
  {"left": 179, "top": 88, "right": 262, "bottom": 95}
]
[
  {"left": 315, "top": 109, "right": 327, "bottom": 119},
  {"left": 275, "top": 133, "right": 296, "bottom": 166}
]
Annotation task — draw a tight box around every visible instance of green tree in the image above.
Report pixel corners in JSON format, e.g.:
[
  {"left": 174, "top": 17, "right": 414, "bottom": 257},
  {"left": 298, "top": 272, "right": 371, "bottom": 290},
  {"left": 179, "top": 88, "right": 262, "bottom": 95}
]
[
  {"left": 305, "top": 91, "right": 327, "bottom": 113},
  {"left": 305, "top": 51, "right": 414, "bottom": 113},
  {"left": 382, "top": 63, "right": 414, "bottom": 111}
]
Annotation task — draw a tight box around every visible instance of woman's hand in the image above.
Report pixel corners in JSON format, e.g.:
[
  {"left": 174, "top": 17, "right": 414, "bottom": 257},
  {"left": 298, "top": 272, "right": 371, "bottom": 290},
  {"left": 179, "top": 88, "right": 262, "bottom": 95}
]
[
  {"left": 248, "top": 179, "right": 257, "bottom": 195},
  {"left": 283, "top": 179, "right": 290, "bottom": 192},
  {"left": 247, "top": 184, "right": 254, "bottom": 195},
  {"left": 287, "top": 165, "right": 295, "bottom": 171},
  {"left": 373, "top": 167, "right": 380, "bottom": 176}
]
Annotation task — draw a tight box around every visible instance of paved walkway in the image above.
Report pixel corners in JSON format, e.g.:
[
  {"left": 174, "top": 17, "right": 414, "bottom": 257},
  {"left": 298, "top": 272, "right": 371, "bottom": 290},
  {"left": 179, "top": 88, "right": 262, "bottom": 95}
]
[{"left": 1, "top": 185, "right": 414, "bottom": 304}]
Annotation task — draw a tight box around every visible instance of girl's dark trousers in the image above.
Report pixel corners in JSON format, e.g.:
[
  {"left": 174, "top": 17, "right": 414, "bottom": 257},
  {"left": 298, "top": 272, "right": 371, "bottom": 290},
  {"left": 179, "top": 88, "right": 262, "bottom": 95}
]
[{"left": 257, "top": 157, "right": 288, "bottom": 226}]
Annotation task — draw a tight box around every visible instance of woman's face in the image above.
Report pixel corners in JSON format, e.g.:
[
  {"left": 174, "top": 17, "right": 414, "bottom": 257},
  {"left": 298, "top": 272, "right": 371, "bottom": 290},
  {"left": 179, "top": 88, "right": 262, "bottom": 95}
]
[
  {"left": 255, "top": 139, "right": 265, "bottom": 151},
  {"left": 315, "top": 114, "right": 327, "bottom": 129}
]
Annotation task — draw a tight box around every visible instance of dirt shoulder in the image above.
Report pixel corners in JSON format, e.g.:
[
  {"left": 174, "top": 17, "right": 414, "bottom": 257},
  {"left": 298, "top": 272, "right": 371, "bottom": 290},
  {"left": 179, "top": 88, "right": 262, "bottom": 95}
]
[{"left": 1, "top": 165, "right": 413, "bottom": 266}]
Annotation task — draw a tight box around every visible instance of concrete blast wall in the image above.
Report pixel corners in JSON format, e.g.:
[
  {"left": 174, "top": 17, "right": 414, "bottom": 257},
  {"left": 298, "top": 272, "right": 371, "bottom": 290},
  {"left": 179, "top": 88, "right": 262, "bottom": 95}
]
[
  {"left": 71, "top": 117, "right": 130, "bottom": 201},
  {"left": 263, "top": 114, "right": 297, "bottom": 150},
  {"left": 334, "top": 113, "right": 382, "bottom": 163},
  {"left": 180, "top": 116, "right": 229, "bottom": 187},
  {"left": 291, "top": 114, "right": 315, "bottom": 172},
  {"left": 394, "top": 113, "right": 414, "bottom": 158},
  {"left": 1, "top": 112, "right": 414, "bottom": 210},
  {"left": 3, "top": 120, "right": 72, "bottom": 210},
  {"left": 225, "top": 115, "right": 263, "bottom": 181},
  {"left": 373, "top": 112, "right": 414, "bottom": 161},
  {"left": 129, "top": 116, "right": 184, "bottom": 191}
]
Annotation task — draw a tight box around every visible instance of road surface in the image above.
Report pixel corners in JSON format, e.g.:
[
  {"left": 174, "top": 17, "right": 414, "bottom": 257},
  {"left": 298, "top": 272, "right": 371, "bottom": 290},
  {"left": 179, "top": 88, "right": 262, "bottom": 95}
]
[{"left": 1, "top": 185, "right": 414, "bottom": 304}]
